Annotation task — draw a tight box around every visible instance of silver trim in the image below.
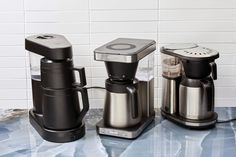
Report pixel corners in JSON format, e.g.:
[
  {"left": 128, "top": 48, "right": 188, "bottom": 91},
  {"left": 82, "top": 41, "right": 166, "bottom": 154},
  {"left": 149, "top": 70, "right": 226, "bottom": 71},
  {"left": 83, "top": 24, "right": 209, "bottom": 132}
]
[
  {"left": 96, "top": 116, "right": 154, "bottom": 139},
  {"left": 95, "top": 44, "right": 156, "bottom": 63}
]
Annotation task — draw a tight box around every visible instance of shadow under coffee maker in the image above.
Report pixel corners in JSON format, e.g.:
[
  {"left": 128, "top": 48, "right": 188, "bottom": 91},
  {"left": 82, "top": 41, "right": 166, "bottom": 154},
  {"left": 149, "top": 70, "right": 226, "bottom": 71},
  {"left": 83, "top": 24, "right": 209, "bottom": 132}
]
[
  {"left": 26, "top": 34, "right": 89, "bottom": 142},
  {"left": 94, "top": 38, "right": 156, "bottom": 139},
  {"left": 161, "top": 43, "right": 219, "bottom": 129}
]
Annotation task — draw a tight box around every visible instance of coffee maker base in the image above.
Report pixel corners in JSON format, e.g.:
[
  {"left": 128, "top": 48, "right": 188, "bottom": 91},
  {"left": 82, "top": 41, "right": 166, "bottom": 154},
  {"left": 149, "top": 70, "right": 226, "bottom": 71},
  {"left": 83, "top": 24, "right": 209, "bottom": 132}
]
[
  {"left": 96, "top": 116, "right": 155, "bottom": 139},
  {"left": 161, "top": 110, "right": 218, "bottom": 129},
  {"left": 29, "top": 109, "right": 85, "bottom": 143}
]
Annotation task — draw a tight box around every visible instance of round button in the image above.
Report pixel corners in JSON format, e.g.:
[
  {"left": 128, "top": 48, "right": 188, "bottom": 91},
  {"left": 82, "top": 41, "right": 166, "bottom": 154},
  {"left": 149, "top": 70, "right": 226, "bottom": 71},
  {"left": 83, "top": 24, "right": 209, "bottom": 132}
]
[{"left": 106, "top": 43, "right": 136, "bottom": 50}]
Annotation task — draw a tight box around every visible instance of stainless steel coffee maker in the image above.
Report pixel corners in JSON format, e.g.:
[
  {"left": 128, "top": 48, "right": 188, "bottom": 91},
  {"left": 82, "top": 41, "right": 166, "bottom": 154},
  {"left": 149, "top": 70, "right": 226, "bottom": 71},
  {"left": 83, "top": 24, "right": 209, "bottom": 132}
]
[
  {"left": 94, "top": 38, "right": 156, "bottom": 138},
  {"left": 161, "top": 43, "right": 219, "bottom": 129}
]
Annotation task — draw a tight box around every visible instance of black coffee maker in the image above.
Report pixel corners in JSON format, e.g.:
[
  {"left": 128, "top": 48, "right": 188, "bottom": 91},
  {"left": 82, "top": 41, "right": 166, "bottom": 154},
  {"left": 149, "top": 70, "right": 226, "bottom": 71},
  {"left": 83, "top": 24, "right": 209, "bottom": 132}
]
[{"left": 26, "top": 34, "right": 89, "bottom": 142}]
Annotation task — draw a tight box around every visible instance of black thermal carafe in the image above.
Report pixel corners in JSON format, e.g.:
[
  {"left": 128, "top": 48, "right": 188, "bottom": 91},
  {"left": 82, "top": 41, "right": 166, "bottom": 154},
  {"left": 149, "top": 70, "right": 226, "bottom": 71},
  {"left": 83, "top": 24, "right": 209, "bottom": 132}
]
[{"left": 26, "top": 34, "right": 89, "bottom": 143}]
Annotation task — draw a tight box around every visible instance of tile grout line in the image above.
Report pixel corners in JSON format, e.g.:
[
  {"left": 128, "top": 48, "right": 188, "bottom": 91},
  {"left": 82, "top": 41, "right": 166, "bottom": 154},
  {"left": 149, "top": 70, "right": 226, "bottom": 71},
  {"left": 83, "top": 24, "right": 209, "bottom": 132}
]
[{"left": 22, "top": 0, "right": 29, "bottom": 110}]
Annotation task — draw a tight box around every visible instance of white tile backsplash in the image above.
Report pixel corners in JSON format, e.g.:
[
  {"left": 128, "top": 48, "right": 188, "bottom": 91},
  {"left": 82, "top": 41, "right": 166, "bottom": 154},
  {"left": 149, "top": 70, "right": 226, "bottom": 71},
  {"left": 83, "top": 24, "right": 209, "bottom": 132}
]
[
  {"left": 0, "top": 68, "right": 26, "bottom": 79},
  {"left": 25, "top": 23, "right": 90, "bottom": 34},
  {"left": 25, "top": 11, "right": 89, "bottom": 23},
  {"left": 0, "top": 35, "right": 24, "bottom": 46},
  {"left": 91, "top": 10, "right": 158, "bottom": 22},
  {"left": 0, "top": 0, "right": 23, "bottom": 11},
  {"left": 91, "top": 22, "right": 158, "bottom": 33},
  {"left": 0, "top": 0, "right": 236, "bottom": 109},
  {"left": 90, "top": 0, "right": 158, "bottom": 10},
  {"left": 159, "top": 0, "right": 236, "bottom": 9},
  {"left": 159, "top": 9, "right": 236, "bottom": 21},
  {"left": 24, "top": 0, "right": 89, "bottom": 11}
]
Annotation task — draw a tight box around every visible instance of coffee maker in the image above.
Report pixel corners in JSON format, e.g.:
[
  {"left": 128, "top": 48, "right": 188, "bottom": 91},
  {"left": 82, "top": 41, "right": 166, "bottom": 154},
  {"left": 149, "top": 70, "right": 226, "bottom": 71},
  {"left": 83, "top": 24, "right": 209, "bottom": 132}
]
[
  {"left": 26, "top": 34, "right": 89, "bottom": 142},
  {"left": 94, "top": 38, "right": 156, "bottom": 139},
  {"left": 161, "top": 43, "right": 219, "bottom": 129}
]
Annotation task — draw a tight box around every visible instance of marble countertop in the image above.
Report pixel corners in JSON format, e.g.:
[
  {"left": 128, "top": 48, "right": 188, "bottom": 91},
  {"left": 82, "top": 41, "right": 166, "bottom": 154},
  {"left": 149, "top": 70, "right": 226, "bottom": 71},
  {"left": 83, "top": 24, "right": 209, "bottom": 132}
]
[{"left": 0, "top": 107, "right": 236, "bottom": 157}]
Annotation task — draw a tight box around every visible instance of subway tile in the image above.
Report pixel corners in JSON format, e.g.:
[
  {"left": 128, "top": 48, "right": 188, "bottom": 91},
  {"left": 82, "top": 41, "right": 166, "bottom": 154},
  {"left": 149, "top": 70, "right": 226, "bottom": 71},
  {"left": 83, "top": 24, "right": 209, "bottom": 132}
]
[
  {"left": 159, "top": 9, "right": 236, "bottom": 21},
  {"left": 216, "top": 54, "right": 236, "bottom": 65},
  {"left": 215, "top": 77, "right": 236, "bottom": 87},
  {"left": 25, "top": 11, "right": 89, "bottom": 23},
  {"left": 0, "top": 12, "right": 24, "bottom": 23},
  {"left": 0, "top": 68, "right": 26, "bottom": 79},
  {"left": 91, "top": 22, "right": 158, "bottom": 33},
  {"left": 73, "top": 45, "right": 91, "bottom": 56},
  {"left": 91, "top": 67, "right": 107, "bottom": 78},
  {"left": 0, "top": 89, "right": 27, "bottom": 99},
  {"left": 159, "top": 21, "right": 236, "bottom": 32},
  {"left": 159, "top": 32, "right": 236, "bottom": 44},
  {"left": 90, "top": 0, "right": 158, "bottom": 10},
  {"left": 25, "top": 23, "right": 89, "bottom": 34},
  {"left": 218, "top": 65, "right": 236, "bottom": 76},
  {"left": 215, "top": 87, "right": 236, "bottom": 99},
  {"left": 91, "top": 78, "right": 105, "bottom": 87},
  {"left": 0, "top": 46, "right": 25, "bottom": 56},
  {"left": 0, "top": 35, "right": 24, "bottom": 46},
  {"left": 91, "top": 10, "right": 158, "bottom": 21},
  {"left": 0, "top": 24, "right": 24, "bottom": 34},
  {"left": 91, "top": 33, "right": 158, "bottom": 45},
  {"left": 0, "top": 0, "right": 23, "bottom": 11},
  {"left": 74, "top": 56, "right": 91, "bottom": 67},
  {"left": 0, "top": 79, "right": 27, "bottom": 89},
  {"left": 65, "top": 34, "right": 90, "bottom": 45},
  {"left": 0, "top": 57, "right": 25, "bottom": 68},
  {"left": 159, "top": 0, "right": 236, "bottom": 9},
  {"left": 25, "top": 0, "right": 89, "bottom": 11}
]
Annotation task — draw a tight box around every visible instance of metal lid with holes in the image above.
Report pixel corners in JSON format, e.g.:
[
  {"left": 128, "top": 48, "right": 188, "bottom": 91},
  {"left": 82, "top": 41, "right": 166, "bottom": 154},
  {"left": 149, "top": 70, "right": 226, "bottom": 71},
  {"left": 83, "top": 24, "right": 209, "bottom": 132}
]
[
  {"left": 94, "top": 38, "right": 156, "bottom": 63},
  {"left": 161, "top": 43, "right": 219, "bottom": 61}
]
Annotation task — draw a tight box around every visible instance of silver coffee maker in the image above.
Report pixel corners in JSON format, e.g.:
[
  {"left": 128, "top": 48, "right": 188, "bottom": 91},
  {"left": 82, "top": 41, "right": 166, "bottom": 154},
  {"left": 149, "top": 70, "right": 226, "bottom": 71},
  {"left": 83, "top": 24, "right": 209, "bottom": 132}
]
[
  {"left": 94, "top": 38, "right": 156, "bottom": 138},
  {"left": 161, "top": 43, "right": 219, "bottom": 129}
]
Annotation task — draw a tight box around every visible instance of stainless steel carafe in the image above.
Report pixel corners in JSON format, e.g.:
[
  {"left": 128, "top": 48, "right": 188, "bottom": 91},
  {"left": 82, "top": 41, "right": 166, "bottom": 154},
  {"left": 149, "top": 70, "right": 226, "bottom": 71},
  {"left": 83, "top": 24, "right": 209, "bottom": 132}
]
[
  {"left": 179, "top": 77, "right": 215, "bottom": 120},
  {"left": 103, "top": 80, "right": 142, "bottom": 128}
]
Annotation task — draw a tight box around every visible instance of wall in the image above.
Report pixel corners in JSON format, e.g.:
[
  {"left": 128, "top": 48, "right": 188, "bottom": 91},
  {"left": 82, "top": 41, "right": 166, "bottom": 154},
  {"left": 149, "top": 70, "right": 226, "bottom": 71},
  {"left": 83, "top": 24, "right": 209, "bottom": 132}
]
[{"left": 0, "top": 0, "right": 235, "bottom": 109}]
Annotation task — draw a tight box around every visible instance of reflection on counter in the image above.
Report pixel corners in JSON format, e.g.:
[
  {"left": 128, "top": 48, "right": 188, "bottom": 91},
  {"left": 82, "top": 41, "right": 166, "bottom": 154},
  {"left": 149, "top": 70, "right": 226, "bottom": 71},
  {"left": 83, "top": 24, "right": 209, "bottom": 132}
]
[{"left": 0, "top": 108, "right": 236, "bottom": 157}]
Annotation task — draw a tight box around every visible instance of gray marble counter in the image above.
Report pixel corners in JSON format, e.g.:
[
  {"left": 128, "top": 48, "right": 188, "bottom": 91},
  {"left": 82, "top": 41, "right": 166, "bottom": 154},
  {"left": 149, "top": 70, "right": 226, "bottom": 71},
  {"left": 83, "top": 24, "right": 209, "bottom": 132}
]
[{"left": 0, "top": 108, "right": 236, "bottom": 157}]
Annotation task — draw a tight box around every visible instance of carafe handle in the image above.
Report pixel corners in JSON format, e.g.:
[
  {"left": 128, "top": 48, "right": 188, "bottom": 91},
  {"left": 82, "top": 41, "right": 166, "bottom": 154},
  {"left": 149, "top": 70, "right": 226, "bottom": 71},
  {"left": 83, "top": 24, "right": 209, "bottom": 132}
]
[
  {"left": 72, "top": 67, "right": 87, "bottom": 87},
  {"left": 210, "top": 62, "right": 217, "bottom": 80},
  {"left": 73, "top": 66, "right": 89, "bottom": 124},
  {"left": 74, "top": 87, "right": 89, "bottom": 124},
  {"left": 126, "top": 86, "right": 138, "bottom": 118},
  {"left": 201, "top": 80, "right": 213, "bottom": 111}
]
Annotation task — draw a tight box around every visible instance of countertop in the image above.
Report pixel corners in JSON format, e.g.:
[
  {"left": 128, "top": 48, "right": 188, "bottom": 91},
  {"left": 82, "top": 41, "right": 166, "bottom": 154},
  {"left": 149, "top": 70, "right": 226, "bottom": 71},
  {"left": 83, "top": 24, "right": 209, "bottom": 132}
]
[{"left": 0, "top": 107, "right": 236, "bottom": 157}]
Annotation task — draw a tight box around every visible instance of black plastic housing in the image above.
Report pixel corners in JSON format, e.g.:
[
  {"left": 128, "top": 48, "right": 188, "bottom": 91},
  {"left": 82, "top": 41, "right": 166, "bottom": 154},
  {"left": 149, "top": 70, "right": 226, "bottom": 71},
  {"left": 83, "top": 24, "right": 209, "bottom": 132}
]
[
  {"left": 25, "top": 34, "right": 72, "bottom": 60},
  {"left": 105, "top": 61, "right": 138, "bottom": 81},
  {"left": 26, "top": 34, "right": 89, "bottom": 143}
]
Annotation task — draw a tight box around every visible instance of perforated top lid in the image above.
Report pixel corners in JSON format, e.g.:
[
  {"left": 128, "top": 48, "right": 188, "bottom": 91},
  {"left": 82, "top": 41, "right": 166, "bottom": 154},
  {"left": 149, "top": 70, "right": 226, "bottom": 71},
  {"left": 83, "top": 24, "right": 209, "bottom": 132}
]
[
  {"left": 94, "top": 38, "right": 156, "bottom": 63},
  {"left": 161, "top": 43, "right": 219, "bottom": 61}
]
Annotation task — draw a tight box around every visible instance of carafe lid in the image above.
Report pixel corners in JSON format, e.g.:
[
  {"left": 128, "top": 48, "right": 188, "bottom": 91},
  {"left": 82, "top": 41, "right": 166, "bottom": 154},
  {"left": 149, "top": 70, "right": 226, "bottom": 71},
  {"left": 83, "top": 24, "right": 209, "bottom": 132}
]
[
  {"left": 94, "top": 38, "right": 156, "bottom": 63},
  {"left": 161, "top": 43, "right": 219, "bottom": 61}
]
